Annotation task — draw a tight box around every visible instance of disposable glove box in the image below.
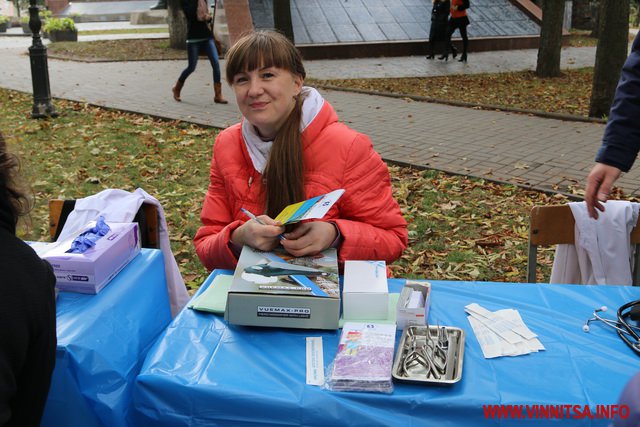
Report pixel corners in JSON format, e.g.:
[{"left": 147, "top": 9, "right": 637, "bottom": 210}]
[{"left": 43, "top": 222, "right": 141, "bottom": 294}]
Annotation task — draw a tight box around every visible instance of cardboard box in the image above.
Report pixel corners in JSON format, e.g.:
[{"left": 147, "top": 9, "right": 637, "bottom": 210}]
[
  {"left": 342, "top": 260, "right": 389, "bottom": 321},
  {"left": 225, "top": 247, "right": 340, "bottom": 330},
  {"left": 396, "top": 280, "right": 431, "bottom": 330},
  {"left": 43, "top": 222, "right": 141, "bottom": 294}
]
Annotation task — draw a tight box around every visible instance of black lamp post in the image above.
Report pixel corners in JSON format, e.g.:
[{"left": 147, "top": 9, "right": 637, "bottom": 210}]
[{"left": 28, "top": 0, "right": 58, "bottom": 118}]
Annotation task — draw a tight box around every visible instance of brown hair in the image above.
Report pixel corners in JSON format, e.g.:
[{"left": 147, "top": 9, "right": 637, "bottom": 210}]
[
  {"left": 0, "top": 132, "right": 32, "bottom": 229},
  {"left": 225, "top": 30, "right": 306, "bottom": 219}
]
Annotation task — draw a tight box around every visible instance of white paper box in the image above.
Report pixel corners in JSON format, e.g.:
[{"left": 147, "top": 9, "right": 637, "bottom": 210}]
[
  {"left": 396, "top": 281, "right": 431, "bottom": 330},
  {"left": 43, "top": 222, "right": 141, "bottom": 294},
  {"left": 225, "top": 247, "right": 340, "bottom": 330},
  {"left": 343, "top": 261, "right": 389, "bottom": 320}
]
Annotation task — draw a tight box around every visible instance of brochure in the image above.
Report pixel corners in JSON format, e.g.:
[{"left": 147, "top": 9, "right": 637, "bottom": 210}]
[{"left": 274, "top": 189, "right": 345, "bottom": 225}]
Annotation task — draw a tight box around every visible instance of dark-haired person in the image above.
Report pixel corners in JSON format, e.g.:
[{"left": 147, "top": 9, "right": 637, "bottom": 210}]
[
  {"left": 0, "top": 132, "right": 56, "bottom": 426},
  {"left": 426, "top": 0, "right": 450, "bottom": 60},
  {"left": 194, "top": 31, "right": 408, "bottom": 271},
  {"left": 171, "top": 0, "right": 227, "bottom": 104}
]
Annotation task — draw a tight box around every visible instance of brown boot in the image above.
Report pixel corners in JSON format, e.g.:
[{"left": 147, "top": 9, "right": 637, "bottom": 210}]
[
  {"left": 172, "top": 80, "right": 184, "bottom": 102},
  {"left": 214, "top": 82, "right": 228, "bottom": 104}
]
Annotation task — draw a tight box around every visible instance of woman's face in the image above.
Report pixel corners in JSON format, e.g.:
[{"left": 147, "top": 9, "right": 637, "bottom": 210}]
[{"left": 231, "top": 66, "right": 303, "bottom": 140}]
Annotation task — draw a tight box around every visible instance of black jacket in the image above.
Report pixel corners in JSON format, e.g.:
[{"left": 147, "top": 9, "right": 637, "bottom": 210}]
[
  {"left": 181, "top": 0, "right": 213, "bottom": 40},
  {"left": 596, "top": 32, "right": 640, "bottom": 172},
  {"left": 429, "top": 1, "right": 450, "bottom": 41},
  {"left": 0, "top": 195, "right": 56, "bottom": 427}
]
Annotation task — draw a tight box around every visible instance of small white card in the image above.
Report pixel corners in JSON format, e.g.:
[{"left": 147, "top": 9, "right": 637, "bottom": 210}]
[{"left": 306, "top": 337, "right": 324, "bottom": 386}]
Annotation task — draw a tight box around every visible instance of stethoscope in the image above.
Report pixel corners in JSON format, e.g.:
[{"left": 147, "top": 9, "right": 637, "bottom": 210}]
[{"left": 583, "top": 300, "right": 640, "bottom": 355}]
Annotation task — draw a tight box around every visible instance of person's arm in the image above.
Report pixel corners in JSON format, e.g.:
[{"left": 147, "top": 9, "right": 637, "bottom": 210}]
[
  {"left": 586, "top": 33, "right": 640, "bottom": 218},
  {"left": 194, "top": 137, "right": 284, "bottom": 270},
  {"left": 194, "top": 151, "right": 243, "bottom": 271},
  {"left": 329, "top": 134, "right": 408, "bottom": 264},
  {"left": 595, "top": 34, "right": 640, "bottom": 172}
]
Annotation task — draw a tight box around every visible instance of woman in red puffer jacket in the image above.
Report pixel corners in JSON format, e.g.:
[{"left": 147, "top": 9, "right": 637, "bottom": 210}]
[{"left": 194, "top": 31, "right": 408, "bottom": 272}]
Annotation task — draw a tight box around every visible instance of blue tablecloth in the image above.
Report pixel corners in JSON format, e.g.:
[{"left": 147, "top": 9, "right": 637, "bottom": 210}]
[
  {"left": 42, "top": 249, "right": 172, "bottom": 427},
  {"left": 132, "top": 270, "right": 640, "bottom": 426}
]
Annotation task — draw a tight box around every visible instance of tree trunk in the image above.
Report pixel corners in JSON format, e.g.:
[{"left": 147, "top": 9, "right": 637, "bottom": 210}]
[
  {"left": 273, "top": 0, "right": 294, "bottom": 42},
  {"left": 589, "top": 0, "right": 630, "bottom": 117},
  {"left": 168, "top": 0, "right": 187, "bottom": 50},
  {"left": 536, "top": 0, "right": 565, "bottom": 77},
  {"left": 634, "top": 0, "right": 640, "bottom": 27},
  {"left": 589, "top": 0, "right": 601, "bottom": 37}
]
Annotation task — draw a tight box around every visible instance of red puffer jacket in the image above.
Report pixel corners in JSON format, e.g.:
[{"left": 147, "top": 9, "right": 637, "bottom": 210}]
[{"left": 194, "top": 99, "right": 408, "bottom": 271}]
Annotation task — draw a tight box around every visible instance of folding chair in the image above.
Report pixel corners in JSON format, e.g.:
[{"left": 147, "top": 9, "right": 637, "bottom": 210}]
[
  {"left": 527, "top": 205, "right": 640, "bottom": 286},
  {"left": 49, "top": 199, "right": 160, "bottom": 249}
]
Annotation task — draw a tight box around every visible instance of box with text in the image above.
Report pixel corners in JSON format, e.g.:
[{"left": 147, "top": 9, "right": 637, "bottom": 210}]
[
  {"left": 342, "top": 260, "right": 389, "bottom": 321},
  {"left": 225, "top": 246, "right": 340, "bottom": 330},
  {"left": 43, "top": 222, "right": 141, "bottom": 294},
  {"left": 396, "top": 280, "right": 431, "bottom": 330}
]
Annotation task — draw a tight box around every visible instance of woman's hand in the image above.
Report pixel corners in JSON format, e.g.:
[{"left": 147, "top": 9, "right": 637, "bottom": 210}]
[
  {"left": 280, "top": 221, "right": 338, "bottom": 257},
  {"left": 231, "top": 216, "right": 284, "bottom": 252}
]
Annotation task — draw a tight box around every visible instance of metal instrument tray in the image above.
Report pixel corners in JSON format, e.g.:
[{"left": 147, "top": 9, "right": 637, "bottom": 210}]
[{"left": 392, "top": 325, "right": 465, "bottom": 385}]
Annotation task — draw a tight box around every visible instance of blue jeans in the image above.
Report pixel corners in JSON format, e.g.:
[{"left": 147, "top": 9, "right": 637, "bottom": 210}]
[{"left": 178, "top": 38, "right": 221, "bottom": 84}]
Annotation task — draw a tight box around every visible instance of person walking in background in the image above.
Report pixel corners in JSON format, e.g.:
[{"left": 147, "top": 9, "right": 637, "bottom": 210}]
[
  {"left": 0, "top": 131, "right": 57, "bottom": 427},
  {"left": 585, "top": 32, "right": 640, "bottom": 219},
  {"left": 172, "top": 0, "right": 228, "bottom": 104},
  {"left": 447, "top": 0, "right": 470, "bottom": 62},
  {"left": 194, "top": 31, "right": 408, "bottom": 271},
  {"left": 426, "top": 0, "right": 450, "bottom": 60}
]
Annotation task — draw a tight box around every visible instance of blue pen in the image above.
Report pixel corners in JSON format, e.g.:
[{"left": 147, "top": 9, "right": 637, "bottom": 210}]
[{"left": 240, "top": 208, "right": 286, "bottom": 240}]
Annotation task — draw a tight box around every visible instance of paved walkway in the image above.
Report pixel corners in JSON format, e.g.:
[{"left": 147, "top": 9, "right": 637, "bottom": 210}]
[{"left": 1, "top": 28, "right": 637, "bottom": 197}]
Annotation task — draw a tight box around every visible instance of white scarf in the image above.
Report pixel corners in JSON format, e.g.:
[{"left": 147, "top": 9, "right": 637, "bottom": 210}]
[{"left": 242, "top": 86, "right": 325, "bottom": 173}]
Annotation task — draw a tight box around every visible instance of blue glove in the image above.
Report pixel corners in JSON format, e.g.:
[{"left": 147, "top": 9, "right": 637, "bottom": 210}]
[{"left": 66, "top": 216, "right": 111, "bottom": 253}]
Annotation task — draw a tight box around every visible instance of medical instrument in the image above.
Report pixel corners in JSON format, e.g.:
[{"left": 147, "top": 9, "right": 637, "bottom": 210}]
[
  {"left": 583, "top": 301, "right": 640, "bottom": 356},
  {"left": 393, "top": 325, "right": 465, "bottom": 384}
]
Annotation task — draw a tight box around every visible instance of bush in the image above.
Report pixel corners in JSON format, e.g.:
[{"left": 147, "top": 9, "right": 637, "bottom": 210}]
[
  {"left": 20, "top": 15, "right": 29, "bottom": 24},
  {"left": 0, "top": 15, "right": 9, "bottom": 24},
  {"left": 43, "top": 17, "right": 76, "bottom": 32}
]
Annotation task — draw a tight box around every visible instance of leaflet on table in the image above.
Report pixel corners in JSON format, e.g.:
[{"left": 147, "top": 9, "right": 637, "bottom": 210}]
[
  {"left": 274, "top": 189, "right": 344, "bottom": 225},
  {"left": 465, "top": 303, "right": 545, "bottom": 359},
  {"left": 326, "top": 322, "right": 395, "bottom": 393},
  {"left": 225, "top": 246, "right": 340, "bottom": 329}
]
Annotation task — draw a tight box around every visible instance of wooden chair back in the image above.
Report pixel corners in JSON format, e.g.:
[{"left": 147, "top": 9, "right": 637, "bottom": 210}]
[
  {"left": 49, "top": 199, "right": 160, "bottom": 249},
  {"left": 527, "top": 205, "right": 640, "bottom": 285}
]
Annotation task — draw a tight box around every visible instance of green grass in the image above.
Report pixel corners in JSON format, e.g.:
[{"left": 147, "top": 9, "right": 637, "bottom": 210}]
[
  {"left": 79, "top": 28, "right": 168, "bottom": 36},
  {"left": 307, "top": 68, "right": 597, "bottom": 118},
  {"left": 48, "top": 39, "right": 186, "bottom": 61}
]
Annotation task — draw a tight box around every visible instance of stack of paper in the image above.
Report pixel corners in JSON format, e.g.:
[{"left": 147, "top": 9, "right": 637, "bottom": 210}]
[
  {"left": 328, "top": 322, "right": 395, "bottom": 393},
  {"left": 188, "top": 274, "right": 233, "bottom": 315},
  {"left": 465, "top": 303, "right": 545, "bottom": 359}
]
